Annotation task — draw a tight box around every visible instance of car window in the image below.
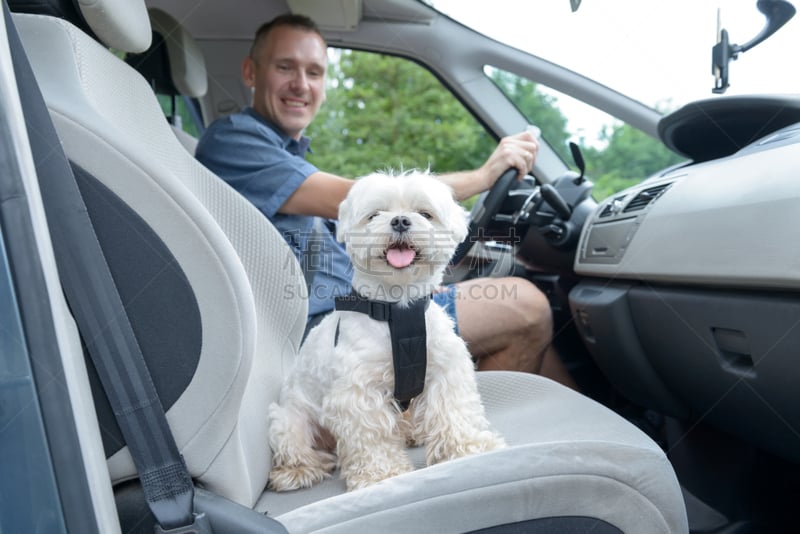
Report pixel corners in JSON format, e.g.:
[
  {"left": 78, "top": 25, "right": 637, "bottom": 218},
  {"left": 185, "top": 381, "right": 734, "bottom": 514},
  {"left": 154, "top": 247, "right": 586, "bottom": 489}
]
[
  {"left": 304, "top": 48, "right": 495, "bottom": 208},
  {"left": 155, "top": 94, "right": 204, "bottom": 137},
  {"left": 115, "top": 48, "right": 205, "bottom": 138},
  {"left": 303, "top": 49, "right": 683, "bottom": 204},
  {"left": 0, "top": 229, "right": 67, "bottom": 532},
  {"left": 486, "top": 66, "right": 685, "bottom": 200},
  {"left": 429, "top": 1, "right": 800, "bottom": 116}
]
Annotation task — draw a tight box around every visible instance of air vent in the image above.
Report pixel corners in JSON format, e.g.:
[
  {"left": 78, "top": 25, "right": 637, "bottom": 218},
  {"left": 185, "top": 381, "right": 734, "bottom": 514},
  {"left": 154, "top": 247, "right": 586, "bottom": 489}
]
[
  {"left": 599, "top": 195, "right": 626, "bottom": 217},
  {"left": 622, "top": 182, "right": 672, "bottom": 213}
]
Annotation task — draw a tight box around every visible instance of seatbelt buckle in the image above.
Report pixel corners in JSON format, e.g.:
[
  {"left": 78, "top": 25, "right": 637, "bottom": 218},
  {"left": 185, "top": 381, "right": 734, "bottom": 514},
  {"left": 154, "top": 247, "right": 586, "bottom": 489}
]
[{"left": 155, "top": 512, "right": 213, "bottom": 534}]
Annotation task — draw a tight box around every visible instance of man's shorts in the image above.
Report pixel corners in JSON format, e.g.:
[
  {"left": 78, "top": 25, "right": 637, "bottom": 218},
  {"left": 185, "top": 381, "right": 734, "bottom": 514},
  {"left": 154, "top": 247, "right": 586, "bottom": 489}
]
[
  {"left": 304, "top": 284, "right": 459, "bottom": 341},
  {"left": 432, "top": 284, "right": 459, "bottom": 335}
]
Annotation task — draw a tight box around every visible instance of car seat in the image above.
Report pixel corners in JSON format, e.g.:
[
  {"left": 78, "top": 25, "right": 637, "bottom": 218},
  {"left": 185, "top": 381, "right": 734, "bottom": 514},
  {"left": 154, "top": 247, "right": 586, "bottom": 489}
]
[
  {"left": 8, "top": 0, "right": 689, "bottom": 532},
  {"left": 126, "top": 7, "right": 208, "bottom": 154}
]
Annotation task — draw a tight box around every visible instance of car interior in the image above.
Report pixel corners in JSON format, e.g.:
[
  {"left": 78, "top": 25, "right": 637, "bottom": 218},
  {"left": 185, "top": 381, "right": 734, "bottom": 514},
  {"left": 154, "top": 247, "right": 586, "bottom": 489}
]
[{"left": 3, "top": 0, "right": 799, "bottom": 533}]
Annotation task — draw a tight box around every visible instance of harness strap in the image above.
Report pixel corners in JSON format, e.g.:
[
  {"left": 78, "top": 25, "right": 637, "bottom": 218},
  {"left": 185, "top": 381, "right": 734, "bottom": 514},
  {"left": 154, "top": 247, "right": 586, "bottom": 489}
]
[{"left": 335, "top": 291, "right": 430, "bottom": 409}]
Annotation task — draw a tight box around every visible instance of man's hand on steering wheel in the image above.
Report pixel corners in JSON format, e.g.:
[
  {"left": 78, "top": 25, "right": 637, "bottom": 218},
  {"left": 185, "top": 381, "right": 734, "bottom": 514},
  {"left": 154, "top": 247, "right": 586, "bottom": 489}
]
[
  {"left": 450, "top": 129, "right": 540, "bottom": 266},
  {"left": 479, "top": 129, "right": 539, "bottom": 189}
]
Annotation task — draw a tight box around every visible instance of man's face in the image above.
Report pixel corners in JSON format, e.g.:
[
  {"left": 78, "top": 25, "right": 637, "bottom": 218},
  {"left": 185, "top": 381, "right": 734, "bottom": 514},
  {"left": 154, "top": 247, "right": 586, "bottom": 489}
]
[{"left": 243, "top": 25, "right": 327, "bottom": 139}]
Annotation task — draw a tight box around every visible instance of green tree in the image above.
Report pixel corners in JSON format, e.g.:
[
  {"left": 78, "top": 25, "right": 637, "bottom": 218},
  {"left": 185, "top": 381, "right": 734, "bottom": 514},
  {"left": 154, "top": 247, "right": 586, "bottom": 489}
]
[
  {"left": 487, "top": 70, "right": 571, "bottom": 162},
  {"left": 306, "top": 50, "right": 684, "bottom": 205},
  {"left": 306, "top": 50, "right": 494, "bottom": 178},
  {"left": 487, "top": 69, "right": 684, "bottom": 200},
  {"left": 585, "top": 123, "right": 685, "bottom": 200}
]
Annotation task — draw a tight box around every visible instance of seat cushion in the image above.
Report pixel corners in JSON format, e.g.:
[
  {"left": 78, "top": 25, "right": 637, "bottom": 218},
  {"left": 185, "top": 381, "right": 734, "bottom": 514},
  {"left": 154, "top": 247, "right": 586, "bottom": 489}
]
[
  {"left": 14, "top": 10, "right": 308, "bottom": 507},
  {"left": 257, "top": 371, "right": 689, "bottom": 533}
]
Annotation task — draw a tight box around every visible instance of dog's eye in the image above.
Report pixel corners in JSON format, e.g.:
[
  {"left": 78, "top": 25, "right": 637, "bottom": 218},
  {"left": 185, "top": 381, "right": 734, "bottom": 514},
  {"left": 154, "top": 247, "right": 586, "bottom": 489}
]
[
  {"left": 367, "top": 212, "right": 380, "bottom": 221},
  {"left": 418, "top": 211, "right": 433, "bottom": 220}
]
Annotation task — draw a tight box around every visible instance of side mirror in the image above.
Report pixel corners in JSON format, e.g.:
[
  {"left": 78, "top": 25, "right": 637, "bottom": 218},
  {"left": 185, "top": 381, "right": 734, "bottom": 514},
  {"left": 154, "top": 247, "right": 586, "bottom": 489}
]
[
  {"left": 712, "top": 0, "right": 796, "bottom": 94},
  {"left": 568, "top": 141, "right": 586, "bottom": 185}
]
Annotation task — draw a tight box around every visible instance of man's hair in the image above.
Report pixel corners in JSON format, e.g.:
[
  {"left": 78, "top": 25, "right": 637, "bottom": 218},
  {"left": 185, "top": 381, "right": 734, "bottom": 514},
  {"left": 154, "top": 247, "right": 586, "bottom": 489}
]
[{"left": 249, "top": 13, "right": 326, "bottom": 59}]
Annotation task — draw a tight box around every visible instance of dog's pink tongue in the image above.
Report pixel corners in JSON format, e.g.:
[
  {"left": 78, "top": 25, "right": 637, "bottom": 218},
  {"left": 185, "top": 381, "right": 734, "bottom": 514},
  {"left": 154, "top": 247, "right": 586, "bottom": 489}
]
[{"left": 386, "top": 247, "right": 416, "bottom": 268}]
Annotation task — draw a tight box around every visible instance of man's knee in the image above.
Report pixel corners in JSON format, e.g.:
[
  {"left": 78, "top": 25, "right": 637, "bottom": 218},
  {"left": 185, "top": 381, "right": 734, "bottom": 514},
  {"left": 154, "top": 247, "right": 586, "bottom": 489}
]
[{"left": 503, "top": 277, "right": 553, "bottom": 334}]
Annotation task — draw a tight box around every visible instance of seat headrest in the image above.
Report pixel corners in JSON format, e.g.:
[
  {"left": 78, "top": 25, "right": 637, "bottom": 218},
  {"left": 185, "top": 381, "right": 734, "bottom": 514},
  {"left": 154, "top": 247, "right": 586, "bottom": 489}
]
[
  {"left": 126, "top": 8, "right": 208, "bottom": 98},
  {"left": 9, "top": 0, "right": 151, "bottom": 53}
]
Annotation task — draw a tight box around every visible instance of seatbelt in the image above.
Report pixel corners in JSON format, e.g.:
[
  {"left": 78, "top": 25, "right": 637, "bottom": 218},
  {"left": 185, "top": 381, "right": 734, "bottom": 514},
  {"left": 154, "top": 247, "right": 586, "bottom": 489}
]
[
  {"left": 5, "top": 5, "right": 210, "bottom": 533},
  {"left": 334, "top": 291, "right": 430, "bottom": 410},
  {"left": 300, "top": 217, "right": 327, "bottom": 294}
]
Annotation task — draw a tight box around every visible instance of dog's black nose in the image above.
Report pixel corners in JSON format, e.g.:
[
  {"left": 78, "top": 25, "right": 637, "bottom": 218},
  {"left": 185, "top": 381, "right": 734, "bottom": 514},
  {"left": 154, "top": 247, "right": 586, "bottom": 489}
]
[{"left": 391, "top": 215, "right": 411, "bottom": 233}]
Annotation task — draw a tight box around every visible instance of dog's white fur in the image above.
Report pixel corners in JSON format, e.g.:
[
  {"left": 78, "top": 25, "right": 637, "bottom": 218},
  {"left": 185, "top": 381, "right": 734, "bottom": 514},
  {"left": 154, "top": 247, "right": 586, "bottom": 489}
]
[{"left": 268, "top": 171, "right": 505, "bottom": 492}]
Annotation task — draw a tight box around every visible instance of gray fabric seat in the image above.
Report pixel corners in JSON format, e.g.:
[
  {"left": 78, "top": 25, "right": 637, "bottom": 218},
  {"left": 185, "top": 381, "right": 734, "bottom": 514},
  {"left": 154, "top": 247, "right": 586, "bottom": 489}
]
[
  {"left": 260, "top": 371, "right": 685, "bottom": 533},
  {"left": 10, "top": 0, "right": 689, "bottom": 532}
]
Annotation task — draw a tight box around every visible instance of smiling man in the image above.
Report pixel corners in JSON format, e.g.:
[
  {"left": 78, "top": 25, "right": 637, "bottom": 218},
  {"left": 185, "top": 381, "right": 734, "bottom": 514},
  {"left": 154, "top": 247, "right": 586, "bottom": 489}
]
[
  {"left": 195, "top": 14, "right": 576, "bottom": 387},
  {"left": 244, "top": 20, "right": 326, "bottom": 139}
]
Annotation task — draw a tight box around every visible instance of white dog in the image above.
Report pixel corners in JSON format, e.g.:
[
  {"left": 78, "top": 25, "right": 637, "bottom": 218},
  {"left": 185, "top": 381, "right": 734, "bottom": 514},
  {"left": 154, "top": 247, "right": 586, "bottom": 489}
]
[{"left": 268, "top": 170, "right": 505, "bottom": 492}]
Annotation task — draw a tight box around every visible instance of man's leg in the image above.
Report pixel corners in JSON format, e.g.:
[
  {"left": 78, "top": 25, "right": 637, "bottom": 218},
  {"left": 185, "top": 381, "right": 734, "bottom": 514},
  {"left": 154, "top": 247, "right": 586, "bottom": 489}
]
[{"left": 453, "top": 277, "right": 578, "bottom": 390}]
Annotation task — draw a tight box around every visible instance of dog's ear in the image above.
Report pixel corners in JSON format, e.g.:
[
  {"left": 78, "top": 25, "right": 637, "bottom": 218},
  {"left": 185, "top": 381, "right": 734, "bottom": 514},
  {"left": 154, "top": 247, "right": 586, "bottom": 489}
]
[
  {"left": 337, "top": 193, "right": 353, "bottom": 242},
  {"left": 449, "top": 203, "right": 470, "bottom": 244},
  {"left": 433, "top": 180, "right": 469, "bottom": 244}
]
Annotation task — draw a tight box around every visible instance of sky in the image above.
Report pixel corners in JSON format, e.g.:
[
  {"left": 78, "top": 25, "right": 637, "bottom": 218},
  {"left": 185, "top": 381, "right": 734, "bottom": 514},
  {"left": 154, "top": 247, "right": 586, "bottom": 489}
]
[{"left": 430, "top": 0, "right": 800, "bottom": 141}]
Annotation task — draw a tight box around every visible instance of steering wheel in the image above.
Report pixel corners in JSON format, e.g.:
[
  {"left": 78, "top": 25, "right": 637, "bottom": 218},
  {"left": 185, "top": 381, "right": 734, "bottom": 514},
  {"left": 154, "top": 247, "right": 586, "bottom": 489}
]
[{"left": 450, "top": 168, "right": 519, "bottom": 266}]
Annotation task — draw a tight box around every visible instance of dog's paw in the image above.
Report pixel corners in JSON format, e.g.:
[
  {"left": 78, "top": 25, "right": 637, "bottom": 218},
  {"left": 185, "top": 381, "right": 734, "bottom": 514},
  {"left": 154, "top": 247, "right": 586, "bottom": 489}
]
[
  {"left": 465, "top": 431, "right": 506, "bottom": 455},
  {"left": 268, "top": 451, "right": 337, "bottom": 492},
  {"left": 317, "top": 449, "right": 338, "bottom": 473},
  {"left": 427, "top": 430, "right": 506, "bottom": 465},
  {"left": 268, "top": 464, "right": 330, "bottom": 492}
]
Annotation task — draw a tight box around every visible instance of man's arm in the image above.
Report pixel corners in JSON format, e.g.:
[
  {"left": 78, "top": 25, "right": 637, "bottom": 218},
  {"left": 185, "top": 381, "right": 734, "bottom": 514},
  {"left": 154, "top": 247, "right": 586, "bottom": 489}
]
[
  {"left": 279, "top": 170, "right": 354, "bottom": 219},
  {"left": 278, "top": 130, "right": 539, "bottom": 217},
  {"left": 438, "top": 131, "right": 539, "bottom": 201}
]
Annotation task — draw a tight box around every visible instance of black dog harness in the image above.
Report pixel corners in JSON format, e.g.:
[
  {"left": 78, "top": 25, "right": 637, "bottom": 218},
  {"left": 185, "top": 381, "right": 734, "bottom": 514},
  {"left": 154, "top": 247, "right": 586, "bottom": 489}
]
[{"left": 334, "top": 291, "right": 430, "bottom": 410}]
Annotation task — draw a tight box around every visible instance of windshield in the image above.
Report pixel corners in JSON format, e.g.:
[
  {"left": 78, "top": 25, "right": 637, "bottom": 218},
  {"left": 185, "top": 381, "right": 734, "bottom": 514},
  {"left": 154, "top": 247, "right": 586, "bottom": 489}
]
[{"left": 428, "top": 0, "right": 799, "bottom": 113}]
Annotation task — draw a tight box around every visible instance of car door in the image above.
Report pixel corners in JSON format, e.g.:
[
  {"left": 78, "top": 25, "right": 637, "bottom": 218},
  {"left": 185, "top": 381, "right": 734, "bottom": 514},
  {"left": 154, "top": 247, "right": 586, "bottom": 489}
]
[{"left": 0, "top": 6, "right": 116, "bottom": 532}]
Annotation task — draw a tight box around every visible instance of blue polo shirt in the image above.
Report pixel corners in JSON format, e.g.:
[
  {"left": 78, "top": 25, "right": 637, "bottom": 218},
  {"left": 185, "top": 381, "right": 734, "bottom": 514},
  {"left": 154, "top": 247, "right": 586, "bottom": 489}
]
[{"left": 195, "top": 107, "right": 352, "bottom": 317}]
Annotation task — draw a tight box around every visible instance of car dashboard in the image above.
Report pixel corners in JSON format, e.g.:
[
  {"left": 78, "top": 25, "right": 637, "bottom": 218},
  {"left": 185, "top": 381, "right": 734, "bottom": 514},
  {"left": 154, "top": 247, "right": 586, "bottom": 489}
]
[
  {"left": 568, "top": 94, "right": 800, "bottom": 464},
  {"left": 576, "top": 122, "right": 800, "bottom": 288}
]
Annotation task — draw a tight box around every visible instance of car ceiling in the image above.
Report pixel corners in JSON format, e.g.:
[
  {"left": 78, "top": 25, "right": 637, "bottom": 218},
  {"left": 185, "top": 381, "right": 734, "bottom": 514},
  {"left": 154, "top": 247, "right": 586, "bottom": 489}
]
[
  {"left": 143, "top": 0, "right": 436, "bottom": 42},
  {"left": 143, "top": 0, "right": 537, "bottom": 135},
  {"left": 144, "top": 0, "right": 662, "bottom": 177}
]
